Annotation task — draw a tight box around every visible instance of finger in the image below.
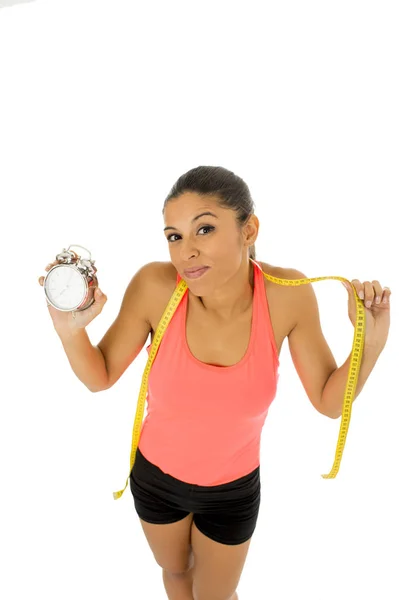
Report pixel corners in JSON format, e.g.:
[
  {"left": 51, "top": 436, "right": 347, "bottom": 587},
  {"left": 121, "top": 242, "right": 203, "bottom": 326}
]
[
  {"left": 95, "top": 287, "right": 105, "bottom": 301},
  {"left": 381, "top": 287, "right": 391, "bottom": 304},
  {"left": 371, "top": 280, "right": 384, "bottom": 305},
  {"left": 362, "top": 281, "right": 375, "bottom": 308},
  {"left": 350, "top": 279, "right": 364, "bottom": 299},
  {"left": 45, "top": 259, "right": 61, "bottom": 270}
]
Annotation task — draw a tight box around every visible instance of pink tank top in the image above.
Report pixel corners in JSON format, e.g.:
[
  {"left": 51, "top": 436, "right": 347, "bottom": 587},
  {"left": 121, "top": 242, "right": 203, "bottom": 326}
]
[{"left": 138, "top": 260, "right": 280, "bottom": 485}]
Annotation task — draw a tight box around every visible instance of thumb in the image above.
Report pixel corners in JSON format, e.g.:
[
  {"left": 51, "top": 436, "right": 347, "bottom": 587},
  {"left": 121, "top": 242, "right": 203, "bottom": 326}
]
[{"left": 95, "top": 287, "right": 107, "bottom": 301}]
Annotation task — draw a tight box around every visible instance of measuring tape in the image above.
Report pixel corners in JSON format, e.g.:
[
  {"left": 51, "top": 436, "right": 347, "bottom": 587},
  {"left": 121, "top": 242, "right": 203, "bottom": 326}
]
[{"left": 113, "top": 259, "right": 366, "bottom": 500}]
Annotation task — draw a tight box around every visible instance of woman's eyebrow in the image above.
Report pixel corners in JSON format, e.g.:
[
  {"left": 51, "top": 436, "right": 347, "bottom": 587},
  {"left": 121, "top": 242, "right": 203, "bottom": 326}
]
[{"left": 164, "top": 211, "right": 219, "bottom": 232}]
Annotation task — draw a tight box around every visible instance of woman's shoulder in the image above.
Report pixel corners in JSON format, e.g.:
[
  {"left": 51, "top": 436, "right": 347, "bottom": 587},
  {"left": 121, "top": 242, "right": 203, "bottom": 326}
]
[
  {"left": 257, "top": 260, "right": 301, "bottom": 283},
  {"left": 257, "top": 261, "right": 307, "bottom": 342},
  {"left": 146, "top": 260, "right": 178, "bottom": 289},
  {"left": 258, "top": 260, "right": 309, "bottom": 304},
  {"left": 140, "top": 262, "right": 180, "bottom": 332}
]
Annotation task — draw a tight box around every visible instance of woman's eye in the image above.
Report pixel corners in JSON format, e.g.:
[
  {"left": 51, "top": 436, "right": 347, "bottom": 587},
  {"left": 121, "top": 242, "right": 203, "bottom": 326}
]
[{"left": 167, "top": 225, "right": 214, "bottom": 243}]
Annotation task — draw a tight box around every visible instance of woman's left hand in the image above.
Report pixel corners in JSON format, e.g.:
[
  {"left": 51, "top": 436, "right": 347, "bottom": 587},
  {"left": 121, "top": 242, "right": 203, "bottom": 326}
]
[{"left": 342, "top": 279, "right": 391, "bottom": 351}]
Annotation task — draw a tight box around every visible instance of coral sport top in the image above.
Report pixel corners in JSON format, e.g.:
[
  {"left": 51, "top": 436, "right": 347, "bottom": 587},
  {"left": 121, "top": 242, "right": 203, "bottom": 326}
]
[{"left": 138, "top": 260, "right": 280, "bottom": 486}]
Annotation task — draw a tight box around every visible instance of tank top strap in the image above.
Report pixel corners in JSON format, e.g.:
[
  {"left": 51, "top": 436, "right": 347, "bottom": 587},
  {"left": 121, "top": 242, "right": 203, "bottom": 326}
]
[{"left": 251, "top": 259, "right": 262, "bottom": 283}]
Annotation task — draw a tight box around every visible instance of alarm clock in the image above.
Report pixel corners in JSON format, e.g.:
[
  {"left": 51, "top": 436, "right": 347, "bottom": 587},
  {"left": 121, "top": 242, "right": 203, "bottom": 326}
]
[{"left": 43, "top": 245, "right": 98, "bottom": 313}]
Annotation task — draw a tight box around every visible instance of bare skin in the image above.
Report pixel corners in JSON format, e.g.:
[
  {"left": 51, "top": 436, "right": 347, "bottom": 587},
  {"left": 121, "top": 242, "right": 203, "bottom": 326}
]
[{"left": 146, "top": 258, "right": 295, "bottom": 366}]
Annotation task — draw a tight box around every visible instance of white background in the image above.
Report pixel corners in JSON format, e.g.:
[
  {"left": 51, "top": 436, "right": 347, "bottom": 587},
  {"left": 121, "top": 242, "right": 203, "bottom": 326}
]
[{"left": 1, "top": 1, "right": 398, "bottom": 599}]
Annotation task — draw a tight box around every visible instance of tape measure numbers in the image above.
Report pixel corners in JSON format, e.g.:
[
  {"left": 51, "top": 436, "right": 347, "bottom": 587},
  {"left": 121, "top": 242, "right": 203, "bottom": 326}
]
[{"left": 113, "top": 259, "right": 365, "bottom": 499}]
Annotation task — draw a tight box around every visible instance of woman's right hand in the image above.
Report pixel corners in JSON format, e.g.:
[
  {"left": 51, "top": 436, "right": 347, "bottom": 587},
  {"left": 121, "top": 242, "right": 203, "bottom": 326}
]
[{"left": 38, "top": 259, "right": 107, "bottom": 338}]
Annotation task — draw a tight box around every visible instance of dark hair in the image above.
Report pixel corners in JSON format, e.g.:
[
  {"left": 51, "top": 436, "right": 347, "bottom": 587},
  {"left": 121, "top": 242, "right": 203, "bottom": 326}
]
[{"left": 162, "top": 166, "right": 257, "bottom": 260}]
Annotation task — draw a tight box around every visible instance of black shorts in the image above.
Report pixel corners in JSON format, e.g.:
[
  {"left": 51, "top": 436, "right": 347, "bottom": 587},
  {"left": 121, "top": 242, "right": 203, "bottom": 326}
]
[{"left": 129, "top": 446, "right": 261, "bottom": 546}]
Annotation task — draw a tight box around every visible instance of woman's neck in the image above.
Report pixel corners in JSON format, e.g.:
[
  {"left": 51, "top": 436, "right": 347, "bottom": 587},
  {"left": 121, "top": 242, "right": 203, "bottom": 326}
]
[{"left": 195, "top": 259, "right": 255, "bottom": 321}]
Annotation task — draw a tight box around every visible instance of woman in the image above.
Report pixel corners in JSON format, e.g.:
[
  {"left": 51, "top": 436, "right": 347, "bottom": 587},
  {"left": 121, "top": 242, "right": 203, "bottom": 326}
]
[{"left": 39, "top": 166, "right": 391, "bottom": 600}]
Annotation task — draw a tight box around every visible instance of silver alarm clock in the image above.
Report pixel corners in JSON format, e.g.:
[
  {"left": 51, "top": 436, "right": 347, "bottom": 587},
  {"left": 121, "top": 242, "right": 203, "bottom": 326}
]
[{"left": 43, "top": 245, "right": 98, "bottom": 312}]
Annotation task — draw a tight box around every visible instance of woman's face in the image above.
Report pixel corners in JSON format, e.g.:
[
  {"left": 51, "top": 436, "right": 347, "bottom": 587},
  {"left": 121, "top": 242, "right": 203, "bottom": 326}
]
[{"left": 163, "top": 192, "right": 257, "bottom": 291}]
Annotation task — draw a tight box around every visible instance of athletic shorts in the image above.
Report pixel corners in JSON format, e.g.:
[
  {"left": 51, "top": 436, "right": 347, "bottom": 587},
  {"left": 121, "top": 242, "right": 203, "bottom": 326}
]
[{"left": 129, "top": 446, "right": 261, "bottom": 546}]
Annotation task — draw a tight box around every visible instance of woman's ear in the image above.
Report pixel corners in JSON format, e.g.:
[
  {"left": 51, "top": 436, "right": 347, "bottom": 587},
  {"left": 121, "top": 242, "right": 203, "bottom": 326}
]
[{"left": 244, "top": 214, "right": 259, "bottom": 246}]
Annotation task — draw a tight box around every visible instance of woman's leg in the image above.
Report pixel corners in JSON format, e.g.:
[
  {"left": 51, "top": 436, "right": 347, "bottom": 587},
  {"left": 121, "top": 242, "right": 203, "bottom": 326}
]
[{"left": 162, "top": 564, "right": 194, "bottom": 600}]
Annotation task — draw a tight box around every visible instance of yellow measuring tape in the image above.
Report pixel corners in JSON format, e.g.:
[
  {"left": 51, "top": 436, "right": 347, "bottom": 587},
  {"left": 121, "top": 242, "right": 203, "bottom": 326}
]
[{"left": 113, "top": 259, "right": 366, "bottom": 499}]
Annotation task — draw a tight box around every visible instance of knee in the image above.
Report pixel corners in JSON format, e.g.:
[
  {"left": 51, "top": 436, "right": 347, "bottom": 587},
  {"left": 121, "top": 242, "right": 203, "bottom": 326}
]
[
  {"left": 160, "top": 549, "right": 195, "bottom": 577},
  {"left": 163, "top": 566, "right": 191, "bottom": 578}
]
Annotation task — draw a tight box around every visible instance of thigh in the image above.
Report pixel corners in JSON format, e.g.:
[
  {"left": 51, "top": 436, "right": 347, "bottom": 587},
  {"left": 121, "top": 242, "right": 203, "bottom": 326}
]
[
  {"left": 139, "top": 513, "right": 195, "bottom": 574},
  {"left": 190, "top": 467, "right": 261, "bottom": 600},
  {"left": 191, "top": 520, "right": 252, "bottom": 600},
  {"left": 130, "top": 447, "right": 195, "bottom": 573}
]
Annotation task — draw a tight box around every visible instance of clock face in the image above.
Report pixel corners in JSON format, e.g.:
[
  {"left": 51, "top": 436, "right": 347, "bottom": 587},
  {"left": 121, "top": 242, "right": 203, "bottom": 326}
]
[{"left": 45, "top": 265, "right": 86, "bottom": 310}]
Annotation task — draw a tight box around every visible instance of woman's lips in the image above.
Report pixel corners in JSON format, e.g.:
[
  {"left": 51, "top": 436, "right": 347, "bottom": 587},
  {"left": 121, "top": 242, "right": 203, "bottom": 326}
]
[{"left": 183, "top": 267, "right": 210, "bottom": 279}]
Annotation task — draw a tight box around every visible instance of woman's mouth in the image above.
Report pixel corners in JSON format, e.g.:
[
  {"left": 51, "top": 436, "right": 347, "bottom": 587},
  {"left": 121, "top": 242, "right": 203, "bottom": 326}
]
[{"left": 183, "top": 267, "right": 210, "bottom": 280}]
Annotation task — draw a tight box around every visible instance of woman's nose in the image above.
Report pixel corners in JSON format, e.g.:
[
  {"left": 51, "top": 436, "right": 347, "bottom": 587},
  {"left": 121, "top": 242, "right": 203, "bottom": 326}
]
[{"left": 179, "top": 243, "right": 199, "bottom": 261}]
